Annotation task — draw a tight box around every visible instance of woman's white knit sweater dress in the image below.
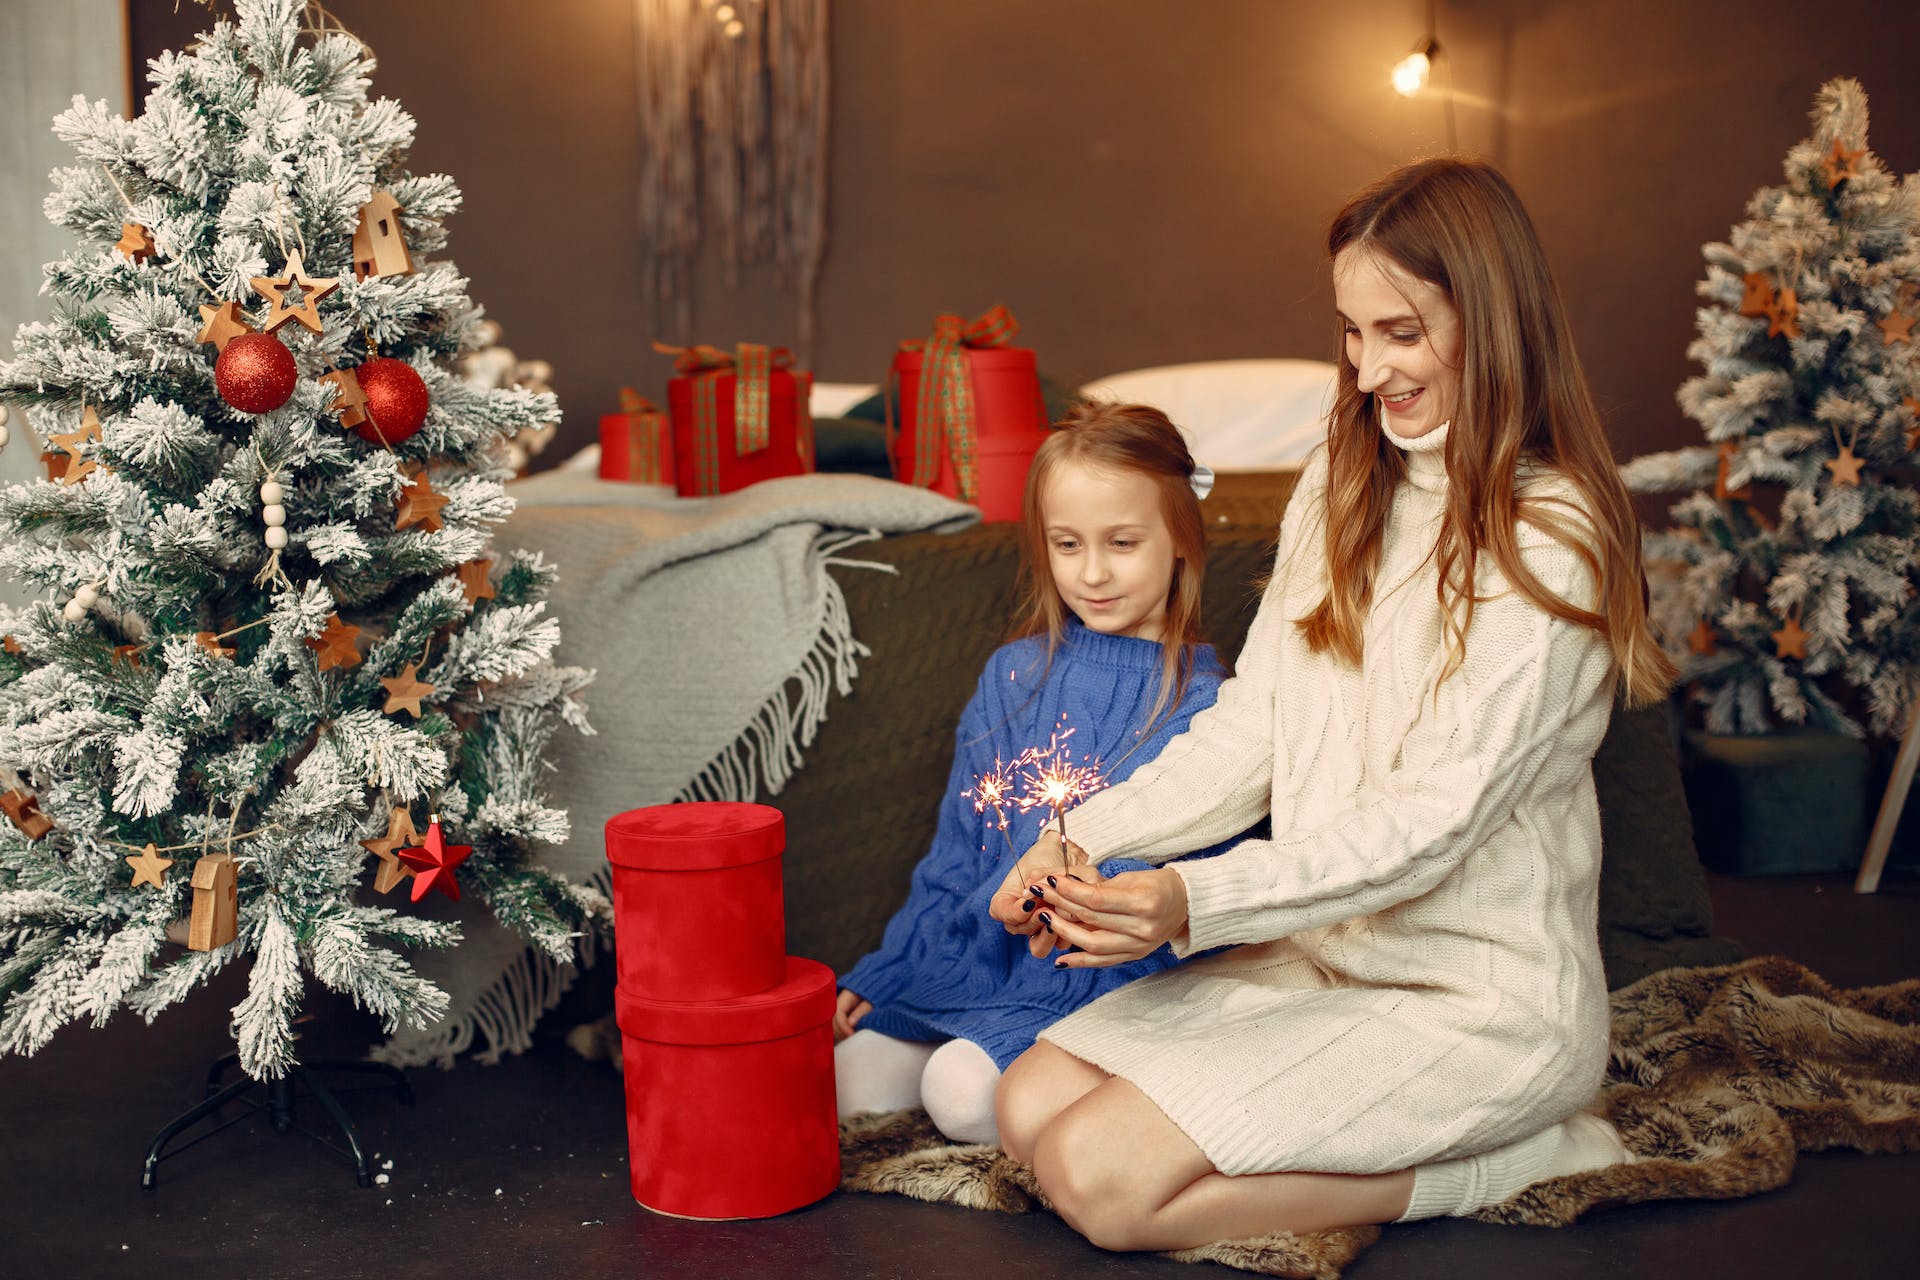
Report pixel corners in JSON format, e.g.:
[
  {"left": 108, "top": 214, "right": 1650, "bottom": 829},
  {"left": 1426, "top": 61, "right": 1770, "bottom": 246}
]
[{"left": 1039, "top": 421, "right": 1618, "bottom": 1178}]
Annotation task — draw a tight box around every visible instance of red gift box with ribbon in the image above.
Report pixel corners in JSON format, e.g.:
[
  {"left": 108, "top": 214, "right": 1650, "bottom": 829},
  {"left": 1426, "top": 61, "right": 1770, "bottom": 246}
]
[
  {"left": 653, "top": 342, "right": 815, "bottom": 497},
  {"left": 888, "top": 305, "right": 1050, "bottom": 523},
  {"left": 599, "top": 387, "right": 675, "bottom": 484}
]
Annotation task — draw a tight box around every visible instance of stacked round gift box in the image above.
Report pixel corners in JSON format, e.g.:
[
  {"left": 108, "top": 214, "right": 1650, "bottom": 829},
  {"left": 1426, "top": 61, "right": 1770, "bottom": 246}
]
[{"left": 605, "top": 801, "right": 840, "bottom": 1219}]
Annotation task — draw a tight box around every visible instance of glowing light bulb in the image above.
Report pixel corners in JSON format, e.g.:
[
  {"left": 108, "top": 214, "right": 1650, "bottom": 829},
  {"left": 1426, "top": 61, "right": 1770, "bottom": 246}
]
[
  {"left": 716, "top": 3, "right": 736, "bottom": 20},
  {"left": 1392, "top": 47, "right": 1432, "bottom": 96},
  {"left": 724, "top": 18, "right": 745, "bottom": 37}
]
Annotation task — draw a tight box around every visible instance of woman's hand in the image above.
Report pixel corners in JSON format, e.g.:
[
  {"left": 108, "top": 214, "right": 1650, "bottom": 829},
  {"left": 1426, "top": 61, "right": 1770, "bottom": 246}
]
[
  {"left": 1032, "top": 867, "right": 1191, "bottom": 968},
  {"left": 988, "top": 829, "right": 1093, "bottom": 957},
  {"left": 832, "top": 988, "right": 871, "bottom": 1041}
]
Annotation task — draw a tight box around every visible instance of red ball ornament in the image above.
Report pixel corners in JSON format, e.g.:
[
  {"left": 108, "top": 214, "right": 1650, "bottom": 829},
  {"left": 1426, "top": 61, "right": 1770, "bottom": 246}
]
[
  {"left": 352, "top": 358, "right": 431, "bottom": 446},
  {"left": 214, "top": 332, "right": 298, "bottom": 415}
]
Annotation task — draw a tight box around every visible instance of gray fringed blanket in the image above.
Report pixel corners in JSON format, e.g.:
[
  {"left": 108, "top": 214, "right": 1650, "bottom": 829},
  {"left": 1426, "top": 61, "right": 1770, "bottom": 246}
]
[
  {"left": 839, "top": 956, "right": 1920, "bottom": 1279},
  {"left": 376, "top": 472, "right": 976, "bottom": 1066}
]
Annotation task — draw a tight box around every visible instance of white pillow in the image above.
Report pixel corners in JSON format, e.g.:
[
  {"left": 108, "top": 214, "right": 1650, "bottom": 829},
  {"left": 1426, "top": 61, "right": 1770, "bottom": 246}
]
[
  {"left": 811, "top": 381, "right": 881, "bottom": 419},
  {"left": 1079, "top": 358, "right": 1337, "bottom": 472}
]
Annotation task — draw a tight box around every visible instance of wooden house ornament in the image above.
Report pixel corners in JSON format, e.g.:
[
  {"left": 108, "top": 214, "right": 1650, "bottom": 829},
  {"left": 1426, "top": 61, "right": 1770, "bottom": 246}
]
[
  {"left": 187, "top": 852, "right": 239, "bottom": 951},
  {"left": 352, "top": 190, "right": 414, "bottom": 281},
  {"left": 2, "top": 788, "right": 53, "bottom": 841}
]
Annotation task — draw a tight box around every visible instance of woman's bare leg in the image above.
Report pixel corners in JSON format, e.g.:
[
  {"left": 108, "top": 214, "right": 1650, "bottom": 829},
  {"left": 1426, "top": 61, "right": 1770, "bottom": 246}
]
[
  {"left": 1033, "top": 1076, "right": 1414, "bottom": 1252},
  {"left": 994, "top": 1040, "right": 1110, "bottom": 1165}
]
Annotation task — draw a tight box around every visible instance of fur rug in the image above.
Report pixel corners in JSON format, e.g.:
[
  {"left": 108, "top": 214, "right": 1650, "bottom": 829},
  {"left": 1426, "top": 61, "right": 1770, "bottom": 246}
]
[{"left": 838, "top": 956, "right": 1920, "bottom": 1278}]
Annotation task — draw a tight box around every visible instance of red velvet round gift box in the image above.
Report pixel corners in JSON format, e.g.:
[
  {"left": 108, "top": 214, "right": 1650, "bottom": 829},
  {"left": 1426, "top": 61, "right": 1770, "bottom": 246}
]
[
  {"left": 615, "top": 957, "right": 841, "bottom": 1219},
  {"left": 889, "top": 346, "right": 1049, "bottom": 523},
  {"left": 605, "top": 802, "right": 786, "bottom": 1002}
]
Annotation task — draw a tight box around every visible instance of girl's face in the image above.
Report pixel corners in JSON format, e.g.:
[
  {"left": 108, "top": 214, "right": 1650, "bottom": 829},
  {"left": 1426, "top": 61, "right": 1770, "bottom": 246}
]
[
  {"left": 1334, "top": 246, "right": 1464, "bottom": 440},
  {"left": 1041, "top": 459, "right": 1177, "bottom": 644}
]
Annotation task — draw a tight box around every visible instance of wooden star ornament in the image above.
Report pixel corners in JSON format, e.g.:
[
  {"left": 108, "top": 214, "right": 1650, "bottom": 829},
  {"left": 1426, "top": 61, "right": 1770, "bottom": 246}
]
[
  {"left": 455, "top": 558, "right": 496, "bottom": 606},
  {"left": 1772, "top": 614, "right": 1809, "bottom": 662},
  {"left": 319, "top": 367, "right": 369, "bottom": 431},
  {"left": 380, "top": 662, "right": 436, "bottom": 718},
  {"left": 395, "top": 472, "right": 449, "bottom": 532},
  {"left": 397, "top": 814, "right": 472, "bottom": 902},
  {"left": 2, "top": 789, "right": 54, "bottom": 841},
  {"left": 192, "top": 630, "right": 235, "bottom": 659},
  {"left": 1737, "top": 272, "right": 1775, "bottom": 318},
  {"left": 50, "top": 406, "right": 103, "bottom": 486},
  {"left": 1827, "top": 445, "right": 1865, "bottom": 487},
  {"left": 1821, "top": 137, "right": 1866, "bottom": 187},
  {"left": 112, "top": 643, "right": 144, "bottom": 669},
  {"left": 114, "top": 222, "right": 156, "bottom": 263},
  {"left": 1880, "top": 308, "right": 1915, "bottom": 346},
  {"left": 126, "top": 842, "right": 176, "bottom": 889},
  {"left": 1765, "top": 288, "right": 1801, "bottom": 340},
  {"left": 360, "top": 807, "right": 420, "bottom": 895},
  {"left": 250, "top": 250, "right": 339, "bottom": 335},
  {"left": 195, "top": 301, "right": 254, "bottom": 353},
  {"left": 2, "top": 634, "right": 21, "bottom": 655},
  {"left": 1686, "top": 617, "right": 1718, "bottom": 657},
  {"left": 306, "top": 613, "right": 363, "bottom": 671}
]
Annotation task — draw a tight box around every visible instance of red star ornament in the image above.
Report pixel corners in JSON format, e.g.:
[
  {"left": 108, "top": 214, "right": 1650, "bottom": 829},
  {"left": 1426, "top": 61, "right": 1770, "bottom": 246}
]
[
  {"left": 306, "top": 613, "right": 363, "bottom": 671},
  {"left": 250, "top": 250, "right": 339, "bottom": 335},
  {"left": 195, "top": 301, "right": 253, "bottom": 353},
  {"left": 1826, "top": 445, "right": 1865, "bottom": 487},
  {"left": 395, "top": 472, "right": 449, "bottom": 532},
  {"left": 1821, "top": 137, "right": 1866, "bottom": 187},
  {"left": 397, "top": 815, "right": 472, "bottom": 902},
  {"left": 360, "top": 807, "right": 420, "bottom": 895}
]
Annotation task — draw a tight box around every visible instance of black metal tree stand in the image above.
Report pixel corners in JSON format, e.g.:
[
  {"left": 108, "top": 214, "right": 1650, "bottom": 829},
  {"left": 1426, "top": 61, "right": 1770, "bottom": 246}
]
[{"left": 141, "top": 1042, "right": 413, "bottom": 1188}]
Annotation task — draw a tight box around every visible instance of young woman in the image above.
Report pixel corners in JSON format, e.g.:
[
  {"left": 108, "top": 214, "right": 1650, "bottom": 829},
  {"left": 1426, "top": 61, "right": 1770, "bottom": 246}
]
[
  {"left": 834, "top": 401, "right": 1235, "bottom": 1144},
  {"left": 987, "top": 157, "right": 1674, "bottom": 1249}
]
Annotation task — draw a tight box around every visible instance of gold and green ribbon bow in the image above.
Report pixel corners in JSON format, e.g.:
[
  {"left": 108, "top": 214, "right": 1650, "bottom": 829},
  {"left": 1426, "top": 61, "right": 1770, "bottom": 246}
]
[
  {"left": 615, "top": 387, "right": 671, "bottom": 484},
  {"left": 894, "top": 305, "right": 1020, "bottom": 500},
  {"left": 653, "top": 341, "right": 811, "bottom": 495}
]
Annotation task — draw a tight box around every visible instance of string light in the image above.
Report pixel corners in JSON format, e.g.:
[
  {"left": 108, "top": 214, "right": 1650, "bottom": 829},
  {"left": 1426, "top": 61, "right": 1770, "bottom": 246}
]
[{"left": 1392, "top": 38, "right": 1437, "bottom": 97}]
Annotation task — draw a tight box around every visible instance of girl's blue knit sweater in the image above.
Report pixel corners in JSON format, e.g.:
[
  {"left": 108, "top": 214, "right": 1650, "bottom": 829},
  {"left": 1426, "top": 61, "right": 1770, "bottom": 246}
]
[{"left": 841, "top": 619, "right": 1232, "bottom": 1069}]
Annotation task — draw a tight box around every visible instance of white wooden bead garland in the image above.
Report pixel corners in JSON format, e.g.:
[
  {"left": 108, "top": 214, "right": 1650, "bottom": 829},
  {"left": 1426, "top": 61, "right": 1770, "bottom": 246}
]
[
  {"left": 253, "top": 469, "right": 293, "bottom": 589},
  {"left": 63, "top": 580, "right": 103, "bottom": 624},
  {"left": 0, "top": 402, "right": 11, "bottom": 450}
]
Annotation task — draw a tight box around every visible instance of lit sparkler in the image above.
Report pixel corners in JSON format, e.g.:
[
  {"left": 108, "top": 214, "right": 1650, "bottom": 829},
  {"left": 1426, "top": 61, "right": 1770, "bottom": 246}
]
[
  {"left": 1014, "top": 720, "right": 1106, "bottom": 846},
  {"left": 965, "top": 754, "right": 1024, "bottom": 858}
]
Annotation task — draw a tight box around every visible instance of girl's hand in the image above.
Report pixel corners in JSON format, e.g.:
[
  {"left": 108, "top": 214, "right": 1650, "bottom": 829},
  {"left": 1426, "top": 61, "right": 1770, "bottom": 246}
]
[
  {"left": 833, "top": 988, "right": 871, "bottom": 1041},
  {"left": 988, "top": 829, "right": 1092, "bottom": 957},
  {"left": 1033, "top": 867, "right": 1190, "bottom": 968}
]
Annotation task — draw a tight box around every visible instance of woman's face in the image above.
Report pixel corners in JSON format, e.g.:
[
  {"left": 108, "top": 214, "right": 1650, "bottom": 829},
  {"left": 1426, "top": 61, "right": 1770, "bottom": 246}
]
[{"left": 1333, "top": 246, "right": 1464, "bottom": 440}]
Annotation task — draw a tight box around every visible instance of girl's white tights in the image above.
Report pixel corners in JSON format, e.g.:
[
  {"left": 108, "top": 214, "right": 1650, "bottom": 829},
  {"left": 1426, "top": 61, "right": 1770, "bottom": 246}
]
[{"left": 835, "top": 1030, "right": 1002, "bottom": 1145}]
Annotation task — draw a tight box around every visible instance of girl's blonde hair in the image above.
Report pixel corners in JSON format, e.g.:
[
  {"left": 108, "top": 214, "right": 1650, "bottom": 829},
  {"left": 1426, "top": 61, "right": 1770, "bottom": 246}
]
[
  {"left": 1014, "top": 401, "right": 1215, "bottom": 733},
  {"left": 1301, "top": 157, "right": 1675, "bottom": 707}
]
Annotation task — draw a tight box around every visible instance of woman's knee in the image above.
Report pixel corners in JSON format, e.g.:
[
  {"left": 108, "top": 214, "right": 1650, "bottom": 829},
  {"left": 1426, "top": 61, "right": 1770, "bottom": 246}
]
[
  {"left": 994, "top": 1042, "right": 1092, "bottom": 1164},
  {"left": 1031, "top": 1108, "right": 1154, "bottom": 1251}
]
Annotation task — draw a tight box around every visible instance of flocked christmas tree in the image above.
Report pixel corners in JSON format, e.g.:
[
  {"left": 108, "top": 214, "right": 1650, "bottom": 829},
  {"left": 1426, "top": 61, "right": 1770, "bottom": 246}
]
[
  {"left": 0, "top": 0, "right": 600, "bottom": 1079},
  {"left": 1623, "top": 77, "right": 1920, "bottom": 738}
]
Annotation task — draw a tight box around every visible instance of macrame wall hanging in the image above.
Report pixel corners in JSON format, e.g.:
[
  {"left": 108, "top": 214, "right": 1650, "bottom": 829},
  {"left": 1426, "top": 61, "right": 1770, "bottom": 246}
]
[{"left": 634, "top": 0, "right": 830, "bottom": 356}]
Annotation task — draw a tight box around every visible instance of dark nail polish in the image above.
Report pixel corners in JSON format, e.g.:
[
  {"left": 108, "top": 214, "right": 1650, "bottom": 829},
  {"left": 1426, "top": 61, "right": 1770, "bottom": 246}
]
[
  {"left": 1047, "top": 875, "right": 1058, "bottom": 887},
  {"left": 1039, "top": 912, "right": 1053, "bottom": 930},
  {"left": 1030, "top": 885, "right": 1045, "bottom": 899},
  {"left": 1054, "top": 958, "right": 1068, "bottom": 969},
  {"left": 1020, "top": 898, "right": 1035, "bottom": 912}
]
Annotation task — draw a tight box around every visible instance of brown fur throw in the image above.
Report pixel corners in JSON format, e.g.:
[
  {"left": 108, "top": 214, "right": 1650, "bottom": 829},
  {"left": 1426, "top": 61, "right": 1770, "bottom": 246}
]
[{"left": 838, "top": 956, "right": 1920, "bottom": 1278}]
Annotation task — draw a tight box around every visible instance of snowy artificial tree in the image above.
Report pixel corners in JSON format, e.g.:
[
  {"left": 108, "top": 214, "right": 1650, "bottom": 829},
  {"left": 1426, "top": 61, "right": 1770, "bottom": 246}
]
[
  {"left": 1624, "top": 77, "right": 1920, "bottom": 738},
  {"left": 0, "top": 0, "right": 600, "bottom": 1080}
]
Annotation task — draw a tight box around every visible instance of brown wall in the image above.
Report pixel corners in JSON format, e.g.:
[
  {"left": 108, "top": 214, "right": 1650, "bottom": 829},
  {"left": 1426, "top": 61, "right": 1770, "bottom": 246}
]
[{"left": 127, "top": 0, "right": 1920, "bottom": 468}]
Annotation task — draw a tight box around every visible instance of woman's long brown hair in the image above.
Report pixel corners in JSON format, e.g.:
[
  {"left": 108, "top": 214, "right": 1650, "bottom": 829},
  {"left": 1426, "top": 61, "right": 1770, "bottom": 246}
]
[
  {"left": 1014, "top": 401, "right": 1214, "bottom": 736},
  {"left": 1301, "top": 158, "right": 1675, "bottom": 706}
]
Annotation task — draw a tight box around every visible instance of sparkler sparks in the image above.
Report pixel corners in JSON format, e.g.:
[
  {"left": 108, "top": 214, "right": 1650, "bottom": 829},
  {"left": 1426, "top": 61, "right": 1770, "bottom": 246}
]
[{"left": 967, "top": 717, "right": 1108, "bottom": 854}]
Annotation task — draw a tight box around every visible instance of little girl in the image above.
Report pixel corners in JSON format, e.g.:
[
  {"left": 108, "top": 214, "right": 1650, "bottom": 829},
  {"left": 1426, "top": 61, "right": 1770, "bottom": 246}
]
[{"left": 834, "top": 400, "right": 1232, "bottom": 1144}]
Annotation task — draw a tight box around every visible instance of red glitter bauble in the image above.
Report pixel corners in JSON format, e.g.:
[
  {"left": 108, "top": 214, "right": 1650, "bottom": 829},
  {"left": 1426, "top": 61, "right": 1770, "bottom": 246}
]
[
  {"left": 214, "top": 332, "right": 298, "bottom": 415},
  {"left": 352, "top": 358, "right": 431, "bottom": 446}
]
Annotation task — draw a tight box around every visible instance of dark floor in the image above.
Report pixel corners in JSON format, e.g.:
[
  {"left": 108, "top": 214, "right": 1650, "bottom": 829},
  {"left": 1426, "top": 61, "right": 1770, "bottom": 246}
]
[{"left": 4, "top": 870, "right": 1918, "bottom": 1280}]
